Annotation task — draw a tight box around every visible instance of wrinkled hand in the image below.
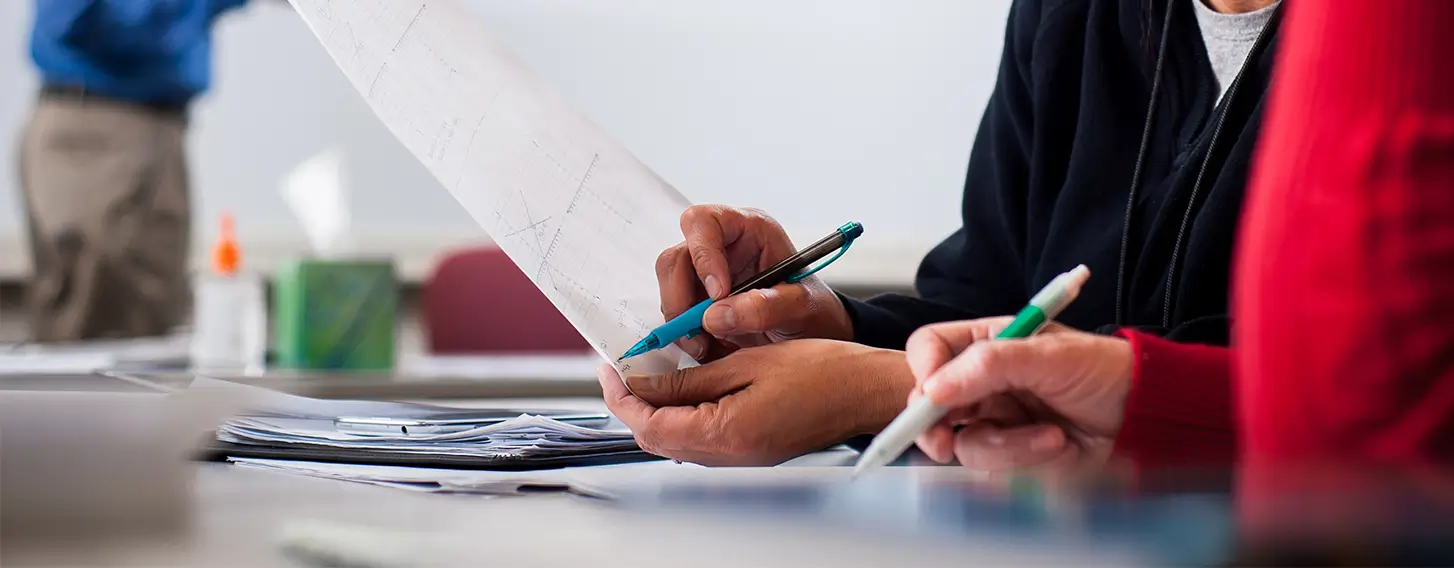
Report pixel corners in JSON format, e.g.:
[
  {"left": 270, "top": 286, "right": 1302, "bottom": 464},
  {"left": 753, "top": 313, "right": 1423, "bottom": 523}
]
[
  {"left": 598, "top": 339, "right": 911, "bottom": 466},
  {"left": 905, "top": 317, "right": 1134, "bottom": 472},
  {"left": 656, "top": 205, "right": 853, "bottom": 362}
]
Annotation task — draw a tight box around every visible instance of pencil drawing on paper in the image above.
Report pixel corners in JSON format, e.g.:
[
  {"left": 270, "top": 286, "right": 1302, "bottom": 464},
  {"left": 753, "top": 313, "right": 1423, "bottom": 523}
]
[{"left": 288, "top": 0, "right": 694, "bottom": 375}]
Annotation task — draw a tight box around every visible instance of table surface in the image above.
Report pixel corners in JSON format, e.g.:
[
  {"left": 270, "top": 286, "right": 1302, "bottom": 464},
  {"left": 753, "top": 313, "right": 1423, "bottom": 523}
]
[
  {"left": 4, "top": 357, "right": 1445, "bottom": 566},
  {"left": 0, "top": 368, "right": 1154, "bottom": 567},
  {"left": 0, "top": 387, "right": 1143, "bottom": 568},
  {"left": 8, "top": 459, "right": 1143, "bottom": 568}
]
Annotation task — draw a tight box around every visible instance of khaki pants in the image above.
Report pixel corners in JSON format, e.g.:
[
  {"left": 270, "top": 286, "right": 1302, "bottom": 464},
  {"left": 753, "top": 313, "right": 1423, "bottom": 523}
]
[{"left": 18, "top": 97, "right": 192, "bottom": 342}]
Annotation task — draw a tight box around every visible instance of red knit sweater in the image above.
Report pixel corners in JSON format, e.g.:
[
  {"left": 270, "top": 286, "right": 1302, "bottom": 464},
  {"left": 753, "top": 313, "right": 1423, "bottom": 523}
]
[
  {"left": 1237, "top": 1, "right": 1454, "bottom": 465},
  {"left": 1113, "top": 330, "right": 1235, "bottom": 465}
]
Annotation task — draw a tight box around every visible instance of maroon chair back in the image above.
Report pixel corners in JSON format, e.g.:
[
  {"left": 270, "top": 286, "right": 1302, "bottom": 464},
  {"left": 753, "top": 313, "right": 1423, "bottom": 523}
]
[{"left": 423, "top": 247, "right": 590, "bottom": 353}]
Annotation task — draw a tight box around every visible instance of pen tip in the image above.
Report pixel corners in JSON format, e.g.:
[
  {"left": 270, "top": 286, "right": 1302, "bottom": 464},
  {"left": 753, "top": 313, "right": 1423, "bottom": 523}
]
[
  {"left": 618, "top": 344, "right": 644, "bottom": 361},
  {"left": 1068, "top": 264, "right": 1091, "bottom": 285}
]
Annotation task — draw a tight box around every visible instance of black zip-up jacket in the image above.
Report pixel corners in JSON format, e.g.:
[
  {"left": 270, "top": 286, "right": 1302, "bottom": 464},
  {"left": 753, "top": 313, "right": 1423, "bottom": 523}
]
[{"left": 844, "top": 0, "right": 1279, "bottom": 348}]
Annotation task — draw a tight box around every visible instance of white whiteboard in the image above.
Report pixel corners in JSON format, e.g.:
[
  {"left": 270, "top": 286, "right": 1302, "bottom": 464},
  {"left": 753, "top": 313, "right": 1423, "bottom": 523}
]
[{"left": 0, "top": 0, "right": 1011, "bottom": 285}]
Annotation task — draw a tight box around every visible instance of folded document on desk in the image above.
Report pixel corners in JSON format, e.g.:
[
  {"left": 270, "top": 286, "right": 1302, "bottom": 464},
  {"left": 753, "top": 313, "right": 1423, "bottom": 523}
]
[{"left": 202, "top": 379, "right": 658, "bottom": 469}]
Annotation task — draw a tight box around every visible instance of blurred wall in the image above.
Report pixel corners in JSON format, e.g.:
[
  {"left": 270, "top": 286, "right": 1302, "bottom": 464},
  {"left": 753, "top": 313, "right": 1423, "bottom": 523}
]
[{"left": 0, "top": 0, "right": 1011, "bottom": 285}]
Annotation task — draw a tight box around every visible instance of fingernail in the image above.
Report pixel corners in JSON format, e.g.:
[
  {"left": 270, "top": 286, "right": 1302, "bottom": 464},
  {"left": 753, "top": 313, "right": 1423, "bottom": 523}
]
[
  {"left": 922, "top": 379, "right": 945, "bottom": 400},
  {"left": 1030, "top": 430, "right": 1060, "bottom": 452},
  {"left": 709, "top": 306, "right": 737, "bottom": 332},
  {"left": 704, "top": 274, "right": 723, "bottom": 298}
]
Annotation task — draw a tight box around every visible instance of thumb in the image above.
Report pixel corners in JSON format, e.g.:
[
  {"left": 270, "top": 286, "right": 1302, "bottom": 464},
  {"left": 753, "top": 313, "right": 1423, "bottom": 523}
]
[
  {"left": 625, "top": 362, "right": 753, "bottom": 407},
  {"left": 920, "top": 338, "right": 1047, "bottom": 410}
]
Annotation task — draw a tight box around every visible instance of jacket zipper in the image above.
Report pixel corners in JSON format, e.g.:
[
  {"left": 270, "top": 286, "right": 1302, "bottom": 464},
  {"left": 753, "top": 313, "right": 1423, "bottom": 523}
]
[
  {"left": 1114, "top": 0, "right": 1179, "bottom": 326},
  {"left": 1160, "top": 4, "right": 1282, "bottom": 328}
]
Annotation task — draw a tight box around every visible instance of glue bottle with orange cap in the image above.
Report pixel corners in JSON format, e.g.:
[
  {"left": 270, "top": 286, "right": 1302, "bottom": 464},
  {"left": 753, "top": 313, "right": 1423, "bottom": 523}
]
[{"left": 191, "top": 212, "right": 267, "bottom": 373}]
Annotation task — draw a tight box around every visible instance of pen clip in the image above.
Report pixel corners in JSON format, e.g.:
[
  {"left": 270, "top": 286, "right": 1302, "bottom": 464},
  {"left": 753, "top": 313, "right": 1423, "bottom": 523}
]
[{"left": 786, "top": 224, "right": 859, "bottom": 284}]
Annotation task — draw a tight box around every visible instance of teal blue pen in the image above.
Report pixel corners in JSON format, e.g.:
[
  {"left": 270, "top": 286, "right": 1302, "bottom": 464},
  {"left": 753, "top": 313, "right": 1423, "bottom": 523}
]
[{"left": 618, "top": 222, "right": 864, "bottom": 361}]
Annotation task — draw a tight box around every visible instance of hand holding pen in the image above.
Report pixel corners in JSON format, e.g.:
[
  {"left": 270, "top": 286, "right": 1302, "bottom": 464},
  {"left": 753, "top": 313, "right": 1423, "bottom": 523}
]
[
  {"left": 855, "top": 265, "right": 1143, "bottom": 476},
  {"left": 634, "top": 205, "right": 861, "bottom": 362},
  {"left": 851, "top": 266, "right": 1092, "bottom": 474}
]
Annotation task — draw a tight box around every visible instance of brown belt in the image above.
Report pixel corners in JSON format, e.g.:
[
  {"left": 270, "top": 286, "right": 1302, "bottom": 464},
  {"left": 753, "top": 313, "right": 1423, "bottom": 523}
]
[{"left": 40, "top": 84, "right": 188, "bottom": 116}]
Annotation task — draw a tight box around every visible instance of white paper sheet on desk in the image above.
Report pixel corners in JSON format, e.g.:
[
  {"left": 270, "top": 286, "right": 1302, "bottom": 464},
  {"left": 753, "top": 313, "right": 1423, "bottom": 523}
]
[
  {"left": 286, "top": 0, "right": 692, "bottom": 376},
  {"left": 0, "top": 334, "right": 191, "bottom": 373},
  {"left": 194, "top": 376, "right": 459, "bottom": 419},
  {"left": 230, "top": 457, "right": 697, "bottom": 498},
  {"left": 229, "top": 458, "right": 865, "bottom": 499}
]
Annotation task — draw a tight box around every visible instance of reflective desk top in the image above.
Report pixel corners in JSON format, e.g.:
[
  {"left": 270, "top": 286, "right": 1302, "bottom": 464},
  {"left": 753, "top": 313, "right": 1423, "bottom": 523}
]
[{"left": 5, "top": 371, "right": 1454, "bottom": 567}]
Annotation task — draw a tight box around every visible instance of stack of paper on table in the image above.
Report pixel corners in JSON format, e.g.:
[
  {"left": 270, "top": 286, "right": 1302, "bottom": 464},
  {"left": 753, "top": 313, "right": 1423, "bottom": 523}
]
[
  {"left": 218, "top": 413, "right": 641, "bottom": 459},
  {"left": 204, "top": 379, "right": 656, "bottom": 469}
]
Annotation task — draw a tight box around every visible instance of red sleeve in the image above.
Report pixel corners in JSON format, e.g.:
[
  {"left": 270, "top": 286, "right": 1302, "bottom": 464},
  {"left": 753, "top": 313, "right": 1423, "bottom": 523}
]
[
  {"left": 1111, "top": 330, "right": 1235, "bottom": 466},
  {"left": 1236, "top": 0, "right": 1454, "bottom": 465}
]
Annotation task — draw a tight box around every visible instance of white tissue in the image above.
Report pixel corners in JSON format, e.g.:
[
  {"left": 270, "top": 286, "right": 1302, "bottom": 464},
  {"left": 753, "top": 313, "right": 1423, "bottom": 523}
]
[{"left": 280, "top": 148, "right": 352, "bottom": 257}]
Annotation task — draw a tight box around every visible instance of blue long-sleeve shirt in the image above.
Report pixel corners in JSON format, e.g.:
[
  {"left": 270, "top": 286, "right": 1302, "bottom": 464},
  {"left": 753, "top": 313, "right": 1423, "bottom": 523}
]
[{"left": 30, "top": 0, "right": 249, "bottom": 106}]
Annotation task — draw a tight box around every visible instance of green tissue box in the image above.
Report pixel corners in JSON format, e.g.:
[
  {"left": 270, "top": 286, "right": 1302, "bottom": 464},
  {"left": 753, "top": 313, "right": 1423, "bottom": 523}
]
[{"left": 272, "top": 258, "right": 397, "bottom": 371}]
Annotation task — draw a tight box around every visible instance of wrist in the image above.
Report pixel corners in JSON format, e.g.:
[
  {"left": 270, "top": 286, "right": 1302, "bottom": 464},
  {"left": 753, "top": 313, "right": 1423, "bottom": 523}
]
[{"left": 847, "top": 348, "right": 915, "bottom": 436}]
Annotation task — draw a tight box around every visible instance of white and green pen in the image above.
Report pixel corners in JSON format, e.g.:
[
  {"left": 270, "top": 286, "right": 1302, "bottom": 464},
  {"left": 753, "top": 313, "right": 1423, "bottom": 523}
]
[{"left": 851, "top": 264, "right": 1091, "bottom": 477}]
